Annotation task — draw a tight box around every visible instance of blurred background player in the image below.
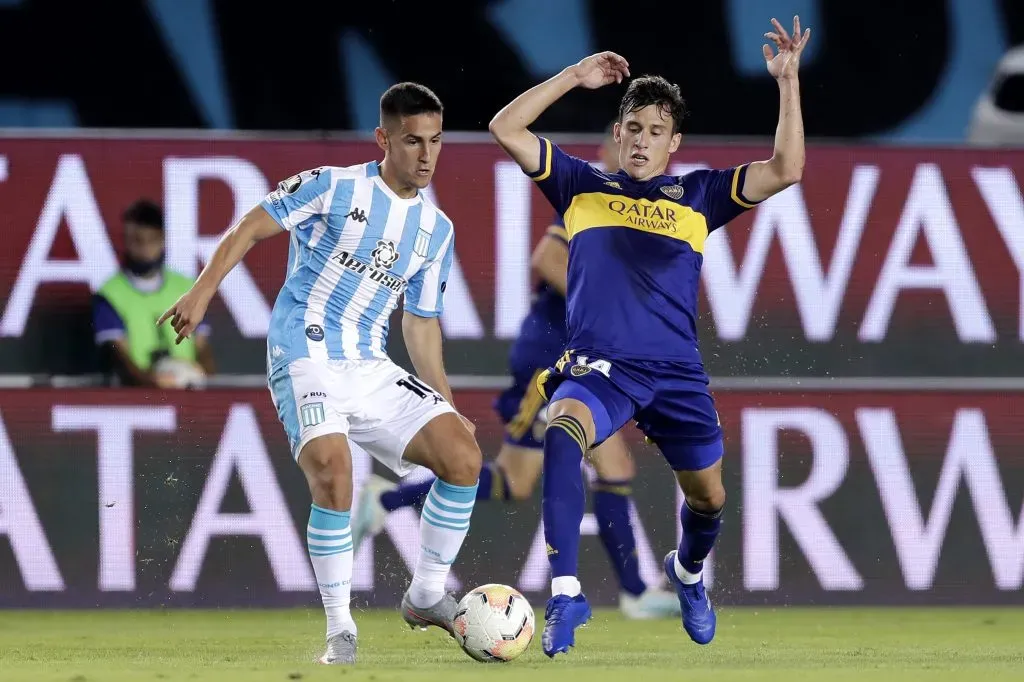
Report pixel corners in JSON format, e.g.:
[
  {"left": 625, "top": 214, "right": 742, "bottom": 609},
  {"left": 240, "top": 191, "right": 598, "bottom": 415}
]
[
  {"left": 158, "top": 83, "right": 483, "bottom": 665},
  {"left": 490, "top": 16, "right": 809, "bottom": 657},
  {"left": 92, "top": 199, "right": 215, "bottom": 388},
  {"left": 353, "top": 126, "right": 679, "bottom": 620}
]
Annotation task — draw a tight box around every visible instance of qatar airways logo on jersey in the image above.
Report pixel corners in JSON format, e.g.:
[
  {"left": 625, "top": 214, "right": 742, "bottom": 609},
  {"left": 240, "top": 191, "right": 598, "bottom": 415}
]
[
  {"left": 607, "top": 198, "right": 679, "bottom": 233},
  {"left": 330, "top": 251, "right": 406, "bottom": 294}
]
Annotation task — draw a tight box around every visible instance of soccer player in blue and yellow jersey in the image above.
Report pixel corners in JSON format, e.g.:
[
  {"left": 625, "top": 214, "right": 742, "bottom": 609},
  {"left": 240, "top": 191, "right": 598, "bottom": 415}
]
[
  {"left": 352, "top": 126, "right": 679, "bottom": 621},
  {"left": 490, "top": 16, "right": 810, "bottom": 656}
]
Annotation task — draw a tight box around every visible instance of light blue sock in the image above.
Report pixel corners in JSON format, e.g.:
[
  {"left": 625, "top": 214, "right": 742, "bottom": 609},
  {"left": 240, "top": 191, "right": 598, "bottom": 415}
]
[
  {"left": 408, "top": 479, "right": 478, "bottom": 608},
  {"left": 308, "top": 504, "right": 355, "bottom": 638}
]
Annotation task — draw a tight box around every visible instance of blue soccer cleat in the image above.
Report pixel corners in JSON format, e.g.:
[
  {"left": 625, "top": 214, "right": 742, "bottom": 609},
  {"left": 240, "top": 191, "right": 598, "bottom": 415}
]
[
  {"left": 541, "top": 594, "right": 592, "bottom": 657},
  {"left": 664, "top": 550, "right": 716, "bottom": 645}
]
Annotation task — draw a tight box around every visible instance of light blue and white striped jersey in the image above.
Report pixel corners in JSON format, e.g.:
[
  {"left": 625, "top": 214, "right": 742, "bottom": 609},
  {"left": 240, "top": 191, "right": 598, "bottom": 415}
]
[{"left": 260, "top": 162, "right": 455, "bottom": 372}]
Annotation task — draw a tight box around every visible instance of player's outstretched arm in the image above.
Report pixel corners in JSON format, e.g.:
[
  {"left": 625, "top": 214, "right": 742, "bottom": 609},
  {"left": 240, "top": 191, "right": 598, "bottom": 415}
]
[
  {"left": 743, "top": 16, "right": 811, "bottom": 203},
  {"left": 489, "top": 52, "right": 630, "bottom": 173},
  {"left": 158, "top": 206, "right": 281, "bottom": 344}
]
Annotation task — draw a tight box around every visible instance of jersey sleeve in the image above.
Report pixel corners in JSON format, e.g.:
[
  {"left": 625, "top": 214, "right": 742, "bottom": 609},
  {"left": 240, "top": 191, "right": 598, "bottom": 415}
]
[
  {"left": 526, "top": 137, "right": 590, "bottom": 215},
  {"left": 700, "top": 165, "right": 762, "bottom": 232},
  {"left": 546, "top": 215, "right": 568, "bottom": 243},
  {"left": 260, "top": 167, "right": 332, "bottom": 231},
  {"left": 92, "top": 294, "right": 125, "bottom": 345},
  {"left": 405, "top": 228, "right": 455, "bottom": 318}
]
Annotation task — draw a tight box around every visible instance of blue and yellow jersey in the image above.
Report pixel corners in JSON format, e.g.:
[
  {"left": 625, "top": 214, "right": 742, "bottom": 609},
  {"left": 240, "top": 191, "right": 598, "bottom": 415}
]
[
  {"left": 508, "top": 215, "right": 569, "bottom": 374},
  {"left": 527, "top": 137, "right": 760, "bottom": 363}
]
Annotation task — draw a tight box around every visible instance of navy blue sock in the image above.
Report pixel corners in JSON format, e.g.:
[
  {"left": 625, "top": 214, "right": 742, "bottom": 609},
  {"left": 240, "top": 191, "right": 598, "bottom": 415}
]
[
  {"left": 542, "top": 415, "right": 588, "bottom": 579},
  {"left": 593, "top": 479, "right": 646, "bottom": 597},
  {"left": 380, "top": 478, "right": 433, "bottom": 512},
  {"left": 677, "top": 500, "right": 723, "bottom": 574},
  {"left": 379, "top": 464, "right": 504, "bottom": 512}
]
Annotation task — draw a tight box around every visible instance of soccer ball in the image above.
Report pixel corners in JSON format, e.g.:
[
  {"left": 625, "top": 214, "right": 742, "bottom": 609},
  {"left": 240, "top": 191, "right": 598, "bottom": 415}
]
[{"left": 452, "top": 584, "right": 535, "bottom": 662}]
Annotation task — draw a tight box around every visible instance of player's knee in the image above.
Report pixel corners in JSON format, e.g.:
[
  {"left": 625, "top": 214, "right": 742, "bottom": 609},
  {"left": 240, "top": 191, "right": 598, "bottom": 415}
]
[
  {"left": 546, "top": 398, "right": 596, "bottom": 446},
  {"left": 686, "top": 485, "right": 726, "bottom": 513},
  {"left": 590, "top": 439, "right": 635, "bottom": 480},
  {"left": 299, "top": 435, "right": 353, "bottom": 508},
  {"left": 436, "top": 433, "right": 482, "bottom": 487}
]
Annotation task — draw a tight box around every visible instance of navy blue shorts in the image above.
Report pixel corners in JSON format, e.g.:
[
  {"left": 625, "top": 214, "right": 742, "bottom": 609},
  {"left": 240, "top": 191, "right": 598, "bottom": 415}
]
[
  {"left": 493, "top": 364, "right": 548, "bottom": 450},
  {"left": 538, "top": 350, "right": 723, "bottom": 471}
]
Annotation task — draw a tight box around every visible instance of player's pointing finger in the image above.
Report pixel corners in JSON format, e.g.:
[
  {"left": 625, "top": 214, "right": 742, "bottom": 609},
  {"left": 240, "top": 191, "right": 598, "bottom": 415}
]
[
  {"left": 793, "top": 15, "right": 801, "bottom": 40},
  {"left": 157, "top": 307, "right": 174, "bottom": 326}
]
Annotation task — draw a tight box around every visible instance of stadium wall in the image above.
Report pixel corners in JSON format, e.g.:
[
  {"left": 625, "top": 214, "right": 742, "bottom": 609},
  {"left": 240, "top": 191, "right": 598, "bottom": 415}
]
[
  {"left": 1, "top": 133, "right": 1023, "bottom": 609},
  {"left": 0, "top": 135, "right": 1022, "bottom": 377},
  {"left": 1, "top": 387, "right": 1022, "bottom": 608}
]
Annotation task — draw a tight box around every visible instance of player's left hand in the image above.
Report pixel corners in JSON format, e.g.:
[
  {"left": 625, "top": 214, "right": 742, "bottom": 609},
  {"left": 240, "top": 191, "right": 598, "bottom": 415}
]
[{"left": 764, "top": 15, "right": 811, "bottom": 80}]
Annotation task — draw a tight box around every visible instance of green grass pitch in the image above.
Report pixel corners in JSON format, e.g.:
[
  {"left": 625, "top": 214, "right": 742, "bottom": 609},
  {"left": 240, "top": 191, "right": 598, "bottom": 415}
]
[{"left": 2, "top": 608, "right": 1022, "bottom": 681}]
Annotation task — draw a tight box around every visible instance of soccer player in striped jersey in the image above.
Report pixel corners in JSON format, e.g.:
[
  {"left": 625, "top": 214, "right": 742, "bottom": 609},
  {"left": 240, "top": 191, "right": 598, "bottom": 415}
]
[
  {"left": 159, "top": 83, "right": 482, "bottom": 665},
  {"left": 490, "top": 17, "right": 809, "bottom": 656},
  {"left": 352, "top": 126, "right": 680, "bottom": 621}
]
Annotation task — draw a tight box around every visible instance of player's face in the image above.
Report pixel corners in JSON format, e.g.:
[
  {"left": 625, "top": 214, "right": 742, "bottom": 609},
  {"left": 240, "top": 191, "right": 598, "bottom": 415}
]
[
  {"left": 377, "top": 112, "right": 443, "bottom": 191},
  {"left": 614, "top": 105, "right": 681, "bottom": 181}
]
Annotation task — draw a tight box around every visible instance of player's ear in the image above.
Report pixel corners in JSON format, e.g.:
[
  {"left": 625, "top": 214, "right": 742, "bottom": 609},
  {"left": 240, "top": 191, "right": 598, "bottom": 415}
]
[
  {"left": 669, "top": 132, "right": 682, "bottom": 154},
  {"left": 374, "top": 127, "right": 389, "bottom": 153},
  {"left": 613, "top": 122, "right": 622, "bottom": 144}
]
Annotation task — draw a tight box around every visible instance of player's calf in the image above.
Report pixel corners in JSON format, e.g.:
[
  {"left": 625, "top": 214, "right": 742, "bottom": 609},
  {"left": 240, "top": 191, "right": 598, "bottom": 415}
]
[
  {"left": 666, "top": 457, "right": 726, "bottom": 645},
  {"left": 542, "top": 398, "right": 595, "bottom": 597},
  {"left": 401, "top": 414, "right": 483, "bottom": 629},
  {"left": 297, "top": 435, "right": 358, "bottom": 648}
]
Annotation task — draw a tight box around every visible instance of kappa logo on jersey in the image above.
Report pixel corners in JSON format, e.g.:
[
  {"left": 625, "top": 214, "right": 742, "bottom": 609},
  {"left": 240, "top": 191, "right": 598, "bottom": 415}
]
[
  {"left": 660, "top": 184, "right": 684, "bottom": 200},
  {"left": 279, "top": 174, "right": 302, "bottom": 194},
  {"left": 372, "top": 239, "right": 399, "bottom": 269},
  {"left": 345, "top": 207, "right": 368, "bottom": 223}
]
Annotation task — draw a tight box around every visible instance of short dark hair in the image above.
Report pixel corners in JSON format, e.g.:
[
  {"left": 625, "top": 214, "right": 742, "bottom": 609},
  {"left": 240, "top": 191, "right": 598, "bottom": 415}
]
[
  {"left": 122, "top": 199, "right": 163, "bottom": 230},
  {"left": 618, "top": 75, "right": 688, "bottom": 134},
  {"left": 380, "top": 82, "right": 443, "bottom": 125}
]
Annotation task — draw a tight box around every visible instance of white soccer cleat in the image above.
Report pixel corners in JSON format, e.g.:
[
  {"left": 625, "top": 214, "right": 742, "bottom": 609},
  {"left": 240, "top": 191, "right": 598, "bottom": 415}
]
[
  {"left": 316, "top": 631, "right": 356, "bottom": 665},
  {"left": 618, "top": 585, "right": 683, "bottom": 620},
  {"left": 351, "top": 474, "right": 395, "bottom": 552}
]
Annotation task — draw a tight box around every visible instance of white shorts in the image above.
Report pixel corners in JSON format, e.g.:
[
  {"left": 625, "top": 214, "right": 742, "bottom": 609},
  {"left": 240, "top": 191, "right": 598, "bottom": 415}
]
[{"left": 268, "top": 357, "right": 455, "bottom": 476}]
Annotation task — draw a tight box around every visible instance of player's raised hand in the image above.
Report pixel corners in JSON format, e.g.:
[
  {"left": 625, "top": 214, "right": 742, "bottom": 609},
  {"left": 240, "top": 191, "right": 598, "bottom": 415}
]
[
  {"left": 571, "top": 52, "right": 630, "bottom": 89},
  {"left": 764, "top": 16, "right": 811, "bottom": 80},
  {"left": 157, "top": 287, "right": 212, "bottom": 344}
]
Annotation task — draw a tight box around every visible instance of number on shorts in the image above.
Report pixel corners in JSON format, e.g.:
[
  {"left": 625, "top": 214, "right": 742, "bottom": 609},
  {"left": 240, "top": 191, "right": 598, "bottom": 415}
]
[{"left": 396, "top": 375, "right": 443, "bottom": 402}]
